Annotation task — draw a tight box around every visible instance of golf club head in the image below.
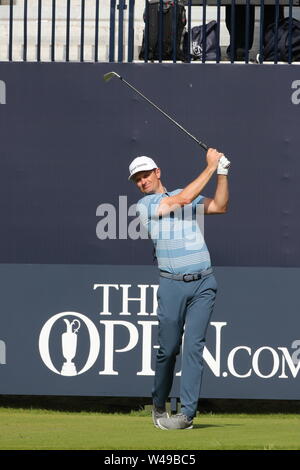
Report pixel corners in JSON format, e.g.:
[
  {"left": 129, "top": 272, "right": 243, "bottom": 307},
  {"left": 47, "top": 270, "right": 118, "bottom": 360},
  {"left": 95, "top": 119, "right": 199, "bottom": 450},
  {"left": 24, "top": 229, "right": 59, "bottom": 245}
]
[{"left": 103, "top": 71, "right": 121, "bottom": 82}]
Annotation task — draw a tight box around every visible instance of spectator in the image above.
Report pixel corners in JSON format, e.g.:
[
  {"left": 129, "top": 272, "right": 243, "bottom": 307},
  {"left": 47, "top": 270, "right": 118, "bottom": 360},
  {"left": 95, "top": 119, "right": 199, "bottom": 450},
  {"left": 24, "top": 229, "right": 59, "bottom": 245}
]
[{"left": 225, "top": 4, "right": 284, "bottom": 60}]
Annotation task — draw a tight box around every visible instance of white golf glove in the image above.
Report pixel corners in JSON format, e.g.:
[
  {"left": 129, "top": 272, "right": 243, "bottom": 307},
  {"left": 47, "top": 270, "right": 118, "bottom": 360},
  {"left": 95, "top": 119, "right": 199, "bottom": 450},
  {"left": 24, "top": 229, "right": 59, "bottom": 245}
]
[{"left": 217, "top": 155, "right": 231, "bottom": 175}]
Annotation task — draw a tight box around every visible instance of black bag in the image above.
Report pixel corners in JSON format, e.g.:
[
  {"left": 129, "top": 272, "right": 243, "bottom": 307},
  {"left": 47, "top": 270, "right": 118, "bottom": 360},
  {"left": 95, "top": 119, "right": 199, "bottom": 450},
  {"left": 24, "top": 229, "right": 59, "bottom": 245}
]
[
  {"left": 139, "top": 0, "right": 187, "bottom": 61},
  {"left": 191, "top": 20, "right": 220, "bottom": 61},
  {"left": 263, "top": 17, "right": 300, "bottom": 62}
]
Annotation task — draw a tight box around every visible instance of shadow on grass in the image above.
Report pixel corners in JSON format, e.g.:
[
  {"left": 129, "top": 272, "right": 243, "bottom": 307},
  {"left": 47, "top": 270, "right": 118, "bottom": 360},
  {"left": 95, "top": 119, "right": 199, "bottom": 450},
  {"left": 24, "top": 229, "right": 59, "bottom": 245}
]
[
  {"left": 193, "top": 423, "right": 242, "bottom": 429},
  {"left": 1, "top": 395, "right": 300, "bottom": 415},
  {"left": 0, "top": 395, "right": 146, "bottom": 414}
]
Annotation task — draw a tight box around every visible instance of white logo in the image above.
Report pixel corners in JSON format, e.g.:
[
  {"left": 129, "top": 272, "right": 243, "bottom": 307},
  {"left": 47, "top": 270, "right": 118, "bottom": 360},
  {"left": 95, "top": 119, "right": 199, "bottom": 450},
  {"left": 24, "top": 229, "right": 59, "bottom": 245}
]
[
  {"left": 0, "top": 81, "right": 6, "bottom": 105},
  {"left": 291, "top": 80, "right": 300, "bottom": 104},
  {"left": 0, "top": 340, "right": 6, "bottom": 365},
  {"left": 192, "top": 42, "right": 202, "bottom": 57},
  {"left": 39, "top": 311, "right": 100, "bottom": 376},
  {"left": 61, "top": 318, "right": 81, "bottom": 376}
]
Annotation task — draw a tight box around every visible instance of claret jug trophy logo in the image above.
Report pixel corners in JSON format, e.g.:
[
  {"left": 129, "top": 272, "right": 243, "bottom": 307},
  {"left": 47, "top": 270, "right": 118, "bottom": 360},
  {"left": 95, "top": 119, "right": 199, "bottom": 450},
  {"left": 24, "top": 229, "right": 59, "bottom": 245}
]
[
  {"left": 61, "top": 318, "right": 81, "bottom": 376},
  {"left": 39, "top": 311, "right": 100, "bottom": 376}
]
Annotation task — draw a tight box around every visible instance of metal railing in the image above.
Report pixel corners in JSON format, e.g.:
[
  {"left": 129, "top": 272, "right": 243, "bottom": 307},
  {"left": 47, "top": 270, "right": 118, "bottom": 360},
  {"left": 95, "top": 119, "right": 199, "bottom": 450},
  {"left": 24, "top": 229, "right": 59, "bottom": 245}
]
[
  {"left": 139, "top": 0, "right": 300, "bottom": 64},
  {"left": 0, "top": 0, "right": 299, "bottom": 63}
]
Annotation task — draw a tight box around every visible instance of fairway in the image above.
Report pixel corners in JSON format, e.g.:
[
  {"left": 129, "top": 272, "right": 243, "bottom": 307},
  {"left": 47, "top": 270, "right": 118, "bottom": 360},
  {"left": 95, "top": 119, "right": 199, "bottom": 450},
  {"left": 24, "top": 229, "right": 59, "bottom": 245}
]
[{"left": 0, "top": 408, "right": 299, "bottom": 450}]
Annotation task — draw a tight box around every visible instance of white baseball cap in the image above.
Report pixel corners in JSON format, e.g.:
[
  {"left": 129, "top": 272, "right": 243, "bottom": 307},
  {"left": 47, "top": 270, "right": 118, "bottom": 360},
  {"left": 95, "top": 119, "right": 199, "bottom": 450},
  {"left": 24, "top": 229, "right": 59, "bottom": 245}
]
[{"left": 128, "top": 156, "right": 158, "bottom": 180}]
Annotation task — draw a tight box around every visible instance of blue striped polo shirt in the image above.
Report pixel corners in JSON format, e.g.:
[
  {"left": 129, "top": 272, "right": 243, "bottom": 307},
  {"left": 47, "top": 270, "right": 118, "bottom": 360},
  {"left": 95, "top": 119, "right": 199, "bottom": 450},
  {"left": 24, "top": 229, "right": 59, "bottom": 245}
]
[{"left": 137, "top": 189, "right": 211, "bottom": 274}]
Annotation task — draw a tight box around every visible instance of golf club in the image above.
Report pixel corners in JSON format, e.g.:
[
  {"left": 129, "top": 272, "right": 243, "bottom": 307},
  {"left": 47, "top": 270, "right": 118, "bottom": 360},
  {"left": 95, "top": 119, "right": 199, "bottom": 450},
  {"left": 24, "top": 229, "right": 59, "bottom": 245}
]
[{"left": 103, "top": 71, "right": 230, "bottom": 167}]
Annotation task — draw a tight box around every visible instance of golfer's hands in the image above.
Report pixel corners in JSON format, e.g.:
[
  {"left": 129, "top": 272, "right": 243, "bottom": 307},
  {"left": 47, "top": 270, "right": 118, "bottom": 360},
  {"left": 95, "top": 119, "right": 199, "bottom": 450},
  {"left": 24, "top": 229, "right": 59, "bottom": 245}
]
[
  {"left": 217, "top": 155, "right": 231, "bottom": 175},
  {"left": 206, "top": 148, "right": 224, "bottom": 171},
  {"left": 206, "top": 148, "right": 231, "bottom": 175}
]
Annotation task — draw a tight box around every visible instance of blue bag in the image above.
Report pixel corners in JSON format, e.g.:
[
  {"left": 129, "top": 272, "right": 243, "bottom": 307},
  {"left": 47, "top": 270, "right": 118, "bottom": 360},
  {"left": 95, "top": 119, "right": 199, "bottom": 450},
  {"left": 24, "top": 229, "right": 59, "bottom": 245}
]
[{"left": 191, "top": 20, "right": 220, "bottom": 61}]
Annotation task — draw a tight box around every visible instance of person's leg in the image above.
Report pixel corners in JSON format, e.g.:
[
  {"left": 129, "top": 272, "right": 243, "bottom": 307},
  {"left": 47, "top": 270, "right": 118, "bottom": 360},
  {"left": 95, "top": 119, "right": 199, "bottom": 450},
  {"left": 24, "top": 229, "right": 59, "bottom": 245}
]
[
  {"left": 225, "top": 5, "right": 255, "bottom": 59},
  {"left": 152, "top": 278, "right": 187, "bottom": 409},
  {"left": 180, "top": 274, "right": 218, "bottom": 419}
]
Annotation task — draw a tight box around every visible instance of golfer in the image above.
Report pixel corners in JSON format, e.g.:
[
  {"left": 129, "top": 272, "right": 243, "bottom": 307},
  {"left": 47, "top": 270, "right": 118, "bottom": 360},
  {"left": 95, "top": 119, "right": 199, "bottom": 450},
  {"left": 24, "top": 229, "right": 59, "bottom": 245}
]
[{"left": 129, "top": 148, "right": 229, "bottom": 430}]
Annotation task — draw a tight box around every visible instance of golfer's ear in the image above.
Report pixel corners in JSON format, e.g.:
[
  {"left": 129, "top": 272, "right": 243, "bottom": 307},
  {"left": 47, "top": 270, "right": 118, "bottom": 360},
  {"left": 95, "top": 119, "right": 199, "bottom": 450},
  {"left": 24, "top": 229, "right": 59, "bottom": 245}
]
[{"left": 155, "top": 168, "right": 161, "bottom": 179}]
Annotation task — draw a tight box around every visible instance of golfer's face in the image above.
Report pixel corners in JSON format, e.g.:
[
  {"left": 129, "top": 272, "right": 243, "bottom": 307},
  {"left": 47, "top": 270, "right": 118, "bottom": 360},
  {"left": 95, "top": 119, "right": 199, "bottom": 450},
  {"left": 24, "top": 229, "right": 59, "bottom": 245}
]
[{"left": 133, "top": 169, "right": 160, "bottom": 194}]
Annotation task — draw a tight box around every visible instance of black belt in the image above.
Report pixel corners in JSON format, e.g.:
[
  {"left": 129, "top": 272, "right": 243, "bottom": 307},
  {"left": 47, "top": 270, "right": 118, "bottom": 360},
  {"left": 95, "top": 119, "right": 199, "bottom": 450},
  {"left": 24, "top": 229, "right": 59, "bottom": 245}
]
[{"left": 159, "top": 267, "right": 213, "bottom": 282}]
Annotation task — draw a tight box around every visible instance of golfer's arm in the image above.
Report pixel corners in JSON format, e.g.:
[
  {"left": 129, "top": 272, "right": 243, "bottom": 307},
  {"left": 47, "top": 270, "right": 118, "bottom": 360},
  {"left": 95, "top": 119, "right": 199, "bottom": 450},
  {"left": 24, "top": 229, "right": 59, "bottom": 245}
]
[
  {"left": 204, "top": 175, "right": 229, "bottom": 214},
  {"left": 157, "top": 166, "right": 215, "bottom": 217}
]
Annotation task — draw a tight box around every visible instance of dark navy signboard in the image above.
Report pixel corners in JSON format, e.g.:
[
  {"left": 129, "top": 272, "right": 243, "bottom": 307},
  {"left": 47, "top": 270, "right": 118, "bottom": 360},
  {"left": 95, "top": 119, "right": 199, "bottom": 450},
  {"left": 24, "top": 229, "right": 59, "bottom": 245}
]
[
  {"left": 0, "top": 264, "right": 300, "bottom": 399},
  {"left": 0, "top": 62, "right": 300, "bottom": 399}
]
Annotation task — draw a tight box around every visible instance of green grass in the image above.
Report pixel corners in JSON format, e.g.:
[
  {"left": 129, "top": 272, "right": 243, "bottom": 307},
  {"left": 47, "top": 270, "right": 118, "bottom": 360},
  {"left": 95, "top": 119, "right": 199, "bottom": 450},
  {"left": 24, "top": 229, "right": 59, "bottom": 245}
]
[{"left": 0, "top": 407, "right": 299, "bottom": 450}]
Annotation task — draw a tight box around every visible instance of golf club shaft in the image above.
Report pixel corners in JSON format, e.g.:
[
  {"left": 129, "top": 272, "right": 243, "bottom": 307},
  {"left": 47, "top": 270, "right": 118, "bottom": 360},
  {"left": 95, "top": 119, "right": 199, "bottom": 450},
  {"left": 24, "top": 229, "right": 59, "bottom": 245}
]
[{"left": 117, "top": 75, "right": 208, "bottom": 151}]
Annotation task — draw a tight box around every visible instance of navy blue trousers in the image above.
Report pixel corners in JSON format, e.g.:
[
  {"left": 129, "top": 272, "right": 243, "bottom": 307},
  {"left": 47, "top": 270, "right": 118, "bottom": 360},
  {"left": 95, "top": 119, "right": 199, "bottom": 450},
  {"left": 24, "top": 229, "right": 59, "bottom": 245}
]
[{"left": 152, "top": 272, "right": 217, "bottom": 419}]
